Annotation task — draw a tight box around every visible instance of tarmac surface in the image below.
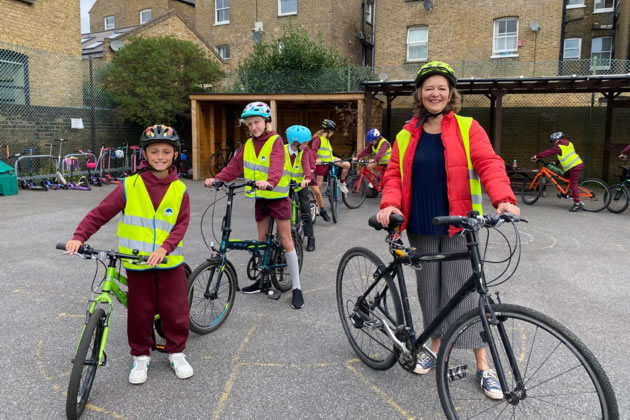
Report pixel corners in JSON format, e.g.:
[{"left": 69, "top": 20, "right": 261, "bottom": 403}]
[{"left": 1, "top": 179, "right": 628, "bottom": 419}]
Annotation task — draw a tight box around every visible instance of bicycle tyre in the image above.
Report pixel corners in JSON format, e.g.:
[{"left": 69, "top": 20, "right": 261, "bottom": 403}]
[
  {"left": 606, "top": 184, "right": 629, "bottom": 213},
  {"left": 436, "top": 303, "right": 618, "bottom": 419},
  {"left": 66, "top": 308, "right": 105, "bottom": 420},
  {"left": 336, "top": 247, "right": 403, "bottom": 370},
  {"left": 207, "top": 151, "right": 228, "bottom": 177},
  {"left": 309, "top": 189, "right": 318, "bottom": 225},
  {"left": 329, "top": 178, "right": 339, "bottom": 223},
  {"left": 270, "top": 232, "right": 303, "bottom": 292},
  {"left": 342, "top": 175, "right": 368, "bottom": 209},
  {"left": 521, "top": 175, "right": 542, "bottom": 205},
  {"left": 579, "top": 178, "right": 611, "bottom": 212},
  {"left": 187, "top": 259, "right": 237, "bottom": 335}
]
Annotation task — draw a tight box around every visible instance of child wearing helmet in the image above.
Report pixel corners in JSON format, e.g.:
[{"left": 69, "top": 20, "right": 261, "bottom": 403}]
[
  {"left": 531, "top": 132, "right": 585, "bottom": 212},
  {"left": 285, "top": 125, "right": 317, "bottom": 252},
  {"left": 204, "top": 102, "right": 305, "bottom": 309},
  {"left": 353, "top": 128, "right": 392, "bottom": 175},
  {"left": 65, "top": 124, "right": 193, "bottom": 384},
  {"left": 310, "top": 119, "right": 351, "bottom": 221}
]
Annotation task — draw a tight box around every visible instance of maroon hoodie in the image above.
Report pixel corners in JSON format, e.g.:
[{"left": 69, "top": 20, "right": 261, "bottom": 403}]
[{"left": 72, "top": 164, "right": 190, "bottom": 254}]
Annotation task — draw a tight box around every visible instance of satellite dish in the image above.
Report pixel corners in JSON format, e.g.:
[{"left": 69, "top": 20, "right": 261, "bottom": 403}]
[
  {"left": 529, "top": 22, "right": 540, "bottom": 32},
  {"left": 423, "top": 0, "right": 433, "bottom": 11},
  {"left": 110, "top": 40, "right": 124, "bottom": 51},
  {"left": 378, "top": 72, "right": 389, "bottom": 81}
]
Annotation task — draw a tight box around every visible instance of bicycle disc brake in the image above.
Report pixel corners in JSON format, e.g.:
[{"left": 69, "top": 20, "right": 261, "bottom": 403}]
[
  {"left": 395, "top": 329, "right": 417, "bottom": 372},
  {"left": 246, "top": 255, "right": 261, "bottom": 280}
]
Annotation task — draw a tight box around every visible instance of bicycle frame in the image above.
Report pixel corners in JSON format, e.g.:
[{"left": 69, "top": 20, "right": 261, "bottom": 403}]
[
  {"left": 527, "top": 164, "right": 595, "bottom": 199},
  {"left": 356, "top": 163, "right": 384, "bottom": 192}
]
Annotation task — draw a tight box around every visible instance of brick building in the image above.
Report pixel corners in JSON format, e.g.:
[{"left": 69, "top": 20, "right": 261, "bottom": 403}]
[
  {"left": 88, "top": 0, "right": 195, "bottom": 32},
  {"left": 194, "top": 0, "right": 374, "bottom": 67}
]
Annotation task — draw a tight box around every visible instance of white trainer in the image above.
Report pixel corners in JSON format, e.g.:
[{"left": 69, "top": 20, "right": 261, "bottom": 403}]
[
  {"left": 338, "top": 182, "right": 349, "bottom": 194},
  {"left": 129, "top": 355, "right": 150, "bottom": 384},
  {"left": 169, "top": 353, "right": 194, "bottom": 379}
]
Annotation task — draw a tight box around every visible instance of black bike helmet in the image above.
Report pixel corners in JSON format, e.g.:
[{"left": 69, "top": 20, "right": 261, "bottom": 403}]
[
  {"left": 414, "top": 61, "right": 457, "bottom": 89},
  {"left": 322, "top": 119, "right": 337, "bottom": 131},
  {"left": 141, "top": 125, "right": 180, "bottom": 149},
  {"left": 549, "top": 132, "right": 565, "bottom": 143}
]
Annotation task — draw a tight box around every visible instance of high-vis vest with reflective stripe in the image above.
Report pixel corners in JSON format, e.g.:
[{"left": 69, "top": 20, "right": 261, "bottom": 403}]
[
  {"left": 557, "top": 142, "right": 583, "bottom": 172},
  {"left": 316, "top": 136, "right": 334, "bottom": 163},
  {"left": 242, "top": 135, "right": 290, "bottom": 199},
  {"left": 117, "top": 174, "right": 185, "bottom": 270},
  {"left": 396, "top": 114, "right": 483, "bottom": 215},
  {"left": 372, "top": 138, "right": 392, "bottom": 164},
  {"left": 284, "top": 145, "right": 305, "bottom": 191}
]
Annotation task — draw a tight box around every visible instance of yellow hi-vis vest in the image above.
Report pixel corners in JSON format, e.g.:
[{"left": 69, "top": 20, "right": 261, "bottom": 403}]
[
  {"left": 117, "top": 174, "right": 185, "bottom": 270},
  {"left": 372, "top": 138, "right": 392, "bottom": 165},
  {"left": 242, "top": 135, "right": 290, "bottom": 199},
  {"left": 284, "top": 145, "right": 305, "bottom": 191},
  {"left": 557, "top": 142, "right": 583, "bottom": 172},
  {"left": 316, "top": 136, "right": 334, "bottom": 163},
  {"left": 396, "top": 115, "right": 483, "bottom": 215}
]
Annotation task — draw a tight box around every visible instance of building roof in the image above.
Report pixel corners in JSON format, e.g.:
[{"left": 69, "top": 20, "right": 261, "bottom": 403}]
[
  {"left": 81, "top": 26, "right": 139, "bottom": 58},
  {"left": 175, "top": 0, "right": 195, "bottom": 5}
]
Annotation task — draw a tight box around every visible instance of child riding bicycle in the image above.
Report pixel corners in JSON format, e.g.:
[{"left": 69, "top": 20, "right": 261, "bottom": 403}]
[
  {"left": 204, "top": 102, "right": 305, "bottom": 309},
  {"left": 65, "top": 124, "right": 193, "bottom": 384},
  {"left": 353, "top": 128, "right": 392, "bottom": 174},
  {"left": 531, "top": 131, "right": 585, "bottom": 212}
]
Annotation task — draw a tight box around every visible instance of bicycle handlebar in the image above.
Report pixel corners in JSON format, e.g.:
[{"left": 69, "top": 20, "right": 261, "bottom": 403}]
[
  {"left": 213, "top": 179, "right": 273, "bottom": 191},
  {"left": 55, "top": 243, "right": 167, "bottom": 264},
  {"left": 432, "top": 212, "right": 524, "bottom": 229}
]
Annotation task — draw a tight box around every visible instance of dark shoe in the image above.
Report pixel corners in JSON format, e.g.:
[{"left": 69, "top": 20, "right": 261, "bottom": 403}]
[
  {"left": 292, "top": 289, "right": 304, "bottom": 309},
  {"left": 306, "top": 236, "right": 315, "bottom": 252},
  {"left": 319, "top": 208, "right": 331, "bottom": 222},
  {"left": 242, "top": 280, "right": 263, "bottom": 294},
  {"left": 569, "top": 201, "right": 584, "bottom": 212}
]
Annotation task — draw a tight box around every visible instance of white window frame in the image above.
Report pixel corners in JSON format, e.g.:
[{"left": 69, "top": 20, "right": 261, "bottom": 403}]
[
  {"left": 215, "top": 0, "right": 230, "bottom": 25},
  {"left": 594, "top": 0, "right": 614, "bottom": 13},
  {"left": 217, "top": 45, "right": 230, "bottom": 60},
  {"left": 140, "top": 9, "right": 152, "bottom": 25},
  {"left": 406, "top": 26, "right": 428, "bottom": 62},
  {"left": 0, "top": 54, "right": 28, "bottom": 105},
  {"left": 492, "top": 17, "right": 519, "bottom": 58},
  {"left": 104, "top": 16, "right": 115, "bottom": 30},
  {"left": 566, "top": 0, "right": 585, "bottom": 8},
  {"left": 366, "top": 2, "right": 373, "bottom": 25},
  {"left": 563, "top": 38, "right": 582, "bottom": 59},
  {"left": 278, "top": 0, "right": 297, "bottom": 16},
  {"left": 591, "top": 36, "right": 612, "bottom": 69}
]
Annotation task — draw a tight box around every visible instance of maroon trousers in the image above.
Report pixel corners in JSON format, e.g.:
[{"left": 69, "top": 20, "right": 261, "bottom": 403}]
[
  {"left": 126, "top": 264, "right": 189, "bottom": 356},
  {"left": 567, "top": 164, "right": 584, "bottom": 203}
]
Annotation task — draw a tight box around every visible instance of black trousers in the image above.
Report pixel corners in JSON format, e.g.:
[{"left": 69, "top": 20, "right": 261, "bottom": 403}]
[{"left": 297, "top": 187, "right": 314, "bottom": 238}]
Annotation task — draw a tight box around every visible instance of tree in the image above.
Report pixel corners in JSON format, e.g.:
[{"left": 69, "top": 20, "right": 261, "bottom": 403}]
[{"left": 103, "top": 36, "right": 223, "bottom": 126}]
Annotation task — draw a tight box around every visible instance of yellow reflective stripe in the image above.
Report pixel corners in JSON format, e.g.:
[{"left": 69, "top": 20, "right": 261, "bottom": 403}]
[
  {"left": 558, "top": 144, "right": 583, "bottom": 171},
  {"left": 454, "top": 114, "right": 483, "bottom": 215},
  {"left": 120, "top": 214, "right": 174, "bottom": 233},
  {"left": 243, "top": 135, "right": 289, "bottom": 199}
]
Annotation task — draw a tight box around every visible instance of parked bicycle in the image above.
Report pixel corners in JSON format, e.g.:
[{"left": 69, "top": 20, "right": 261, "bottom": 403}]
[
  {"left": 207, "top": 139, "right": 237, "bottom": 177},
  {"left": 606, "top": 165, "right": 630, "bottom": 213},
  {"left": 187, "top": 180, "right": 303, "bottom": 335},
  {"left": 343, "top": 159, "right": 384, "bottom": 209},
  {"left": 55, "top": 243, "right": 191, "bottom": 420},
  {"left": 521, "top": 160, "right": 610, "bottom": 211},
  {"left": 336, "top": 212, "right": 618, "bottom": 419}
]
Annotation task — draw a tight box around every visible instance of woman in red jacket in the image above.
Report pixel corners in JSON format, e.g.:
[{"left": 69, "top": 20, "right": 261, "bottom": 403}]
[{"left": 376, "top": 61, "right": 519, "bottom": 400}]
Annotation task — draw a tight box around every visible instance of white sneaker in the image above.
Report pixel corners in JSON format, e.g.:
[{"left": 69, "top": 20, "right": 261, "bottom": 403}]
[
  {"left": 129, "top": 355, "right": 150, "bottom": 384},
  {"left": 338, "top": 182, "right": 349, "bottom": 194},
  {"left": 169, "top": 353, "right": 194, "bottom": 379}
]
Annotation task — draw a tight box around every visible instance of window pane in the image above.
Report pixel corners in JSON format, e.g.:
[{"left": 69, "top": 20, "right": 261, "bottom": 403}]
[
  {"left": 0, "top": 60, "right": 26, "bottom": 105},
  {"left": 601, "top": 37, "right": 612, "bottom": 50},
  {"left": 567, "top": 0, "right": 584, "bottom": 5},
  {"left": 281, "top": 0, "right": 297, "bottom": 14},
  {"left": 408, "top": 28, "right": 427, "bottom": 42},
  {"left": 565, "top": 39, "right": 579, "bottom": 49},
  {"left": 506, "top": 19, "right": 517, "bottom": 33},
  {"left": 592, "top": 37, "right": 602, "bottom": 52},
  {"left": 408, "top": 45, "right": 427, "bottom": 61}
]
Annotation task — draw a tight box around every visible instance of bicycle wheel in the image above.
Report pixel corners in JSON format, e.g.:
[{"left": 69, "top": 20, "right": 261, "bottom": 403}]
[
  {"left": 336, "top": 247, "right": 403, "bottom": 370},
  {"left": 187, "top": 259, "right": 237, "bottom": 335},
  {"left": 579, "top": 178, "right": 611, "bottom": 212},
  {"left": 66, "top": 308, "right": 105, "bottom": 420},
  {"left": 207, "top": 151, "right": 227, "bottom": 177},
  {"left": 343, "top": 175, "right": 368, "bottom": 209},
  {"left": 309, "top": 190, "right": 318, "bottom": 225},
  {"left": 521, "top": 175, "right": 542, "bottom": 205},
  {"left": 329, "top": 178, "right": 339, "bottom": 223},
  {"left": 606, "top": 184, "right": 629, "bottom": 213},
  {"left": 436, "top": 303, "right": 618, "bottom": 419},
  {"left": 270, "top": 233, "right": 303, "bottom": 292}
]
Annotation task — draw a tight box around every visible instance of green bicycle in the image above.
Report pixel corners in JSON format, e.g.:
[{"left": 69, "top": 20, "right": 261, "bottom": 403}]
[{"left": 56, "top": 243, "right": 190, "bottom": 420}]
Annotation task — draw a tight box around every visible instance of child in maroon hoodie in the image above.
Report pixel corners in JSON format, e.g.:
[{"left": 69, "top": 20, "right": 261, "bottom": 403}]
[{"left": 65, "top": 125, "right": 193, "bottom": 384}]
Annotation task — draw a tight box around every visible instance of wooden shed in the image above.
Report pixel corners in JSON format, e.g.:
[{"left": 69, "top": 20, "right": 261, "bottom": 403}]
[{"left": 189, "top": 93, "right": 372, "bottom": 180}]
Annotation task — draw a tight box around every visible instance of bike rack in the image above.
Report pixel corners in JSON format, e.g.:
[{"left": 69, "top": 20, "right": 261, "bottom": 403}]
[
  {"left": 62, "top": 152, "right": 96, "bottom": 177},
  {"left": 14, "top": 154, "right": 56, "bottom": 181}
]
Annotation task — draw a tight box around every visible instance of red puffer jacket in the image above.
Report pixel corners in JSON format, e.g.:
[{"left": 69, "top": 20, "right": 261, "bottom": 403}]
[{"left": 379, "top": 112, "right": 516, "bottom": 235}]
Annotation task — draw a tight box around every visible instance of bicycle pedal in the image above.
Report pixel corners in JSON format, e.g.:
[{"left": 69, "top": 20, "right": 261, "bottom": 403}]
[
  {"left": 266, "top": 289, "right": 281, "bottom": 300},
  {"left": 447, "top": 365, "right": 468, "bottom": 382}
]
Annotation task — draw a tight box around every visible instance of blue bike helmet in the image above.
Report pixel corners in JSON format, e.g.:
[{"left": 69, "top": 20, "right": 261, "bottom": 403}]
[
  {"left": 285, "top": 125, "right": 312, "bottom": 144},
  {"left": 365, "top": 128, "right": 381, "bottom": 144},
  {"left": 241, "top": 102, "right": 272, "bottom": 120}
]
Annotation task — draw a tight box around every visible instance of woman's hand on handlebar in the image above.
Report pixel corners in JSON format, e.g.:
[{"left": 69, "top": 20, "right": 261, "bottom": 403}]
[
  {"left": 496, "top": 202, "right": 520, "bottom": 218},
  {"left": 204, "top": 177, "right": 215, "bottom": 188},
  {"left": 376, "top": 206, "right": 403, "bottom": 228},
  {"left": 66, "top": 240, "right": 83, "bottom": 255}
]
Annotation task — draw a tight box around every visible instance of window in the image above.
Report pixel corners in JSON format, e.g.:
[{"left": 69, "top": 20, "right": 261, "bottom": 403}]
[
  {"left": 566, "top": 0, "right": 585, "bottom": 7},
  {"left": 217, "top": 45, "right": 230, "bottom": 60},
  {"left": 493, "top": 17, "right": 519, "bottom": 56},
  {"left": 406, "top": 27, "right": 428, "bottom": 62},
  {"left": 140, "top": 9, "right": 152, "bottom": 24},
  {"left": 366, "top": 2, "right": 373, "bottom": 24},
  {"left": 279, "top": 0, "right": 297, "bottom": 16},
  {"left": 104, "top": 16, "right": 115, "bottom": 30},
  {"left": 563, "top": 38, "right": 582, "bottom": 59},
  {"left": 0, "top": 50, "right": 29, "bottom": 105},
  {"left": 591, "top": 36, "right": 612, "bottom": 68},
  {"left": 216, "top": 0, "right": 229, "bottom": 24},
  {"left": 594, "top": 0, "right": 614, "bottom": 13}
]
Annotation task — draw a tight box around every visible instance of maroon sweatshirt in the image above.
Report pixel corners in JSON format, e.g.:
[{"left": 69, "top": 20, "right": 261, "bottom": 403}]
[
  {"left": 72, "top": 165, "right": 190, "bottom": 254},
  {"left": 356, "top": 138, "right": 390, "bottom": 161}
]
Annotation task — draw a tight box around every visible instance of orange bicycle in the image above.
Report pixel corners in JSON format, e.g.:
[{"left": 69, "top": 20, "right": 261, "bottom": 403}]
[
  {"left": 521, "top": 160, "right": 610, "bottom": 211},
  {"left": 343, "top": 160, "right": 385, "bottom": 209}
]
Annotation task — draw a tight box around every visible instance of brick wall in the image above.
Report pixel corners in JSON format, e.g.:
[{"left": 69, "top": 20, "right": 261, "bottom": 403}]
[
  {"left": 564, "top": 0, "right": 615, "bottom": 60},
  {"left": 89, "top": 0, "right": 194, "bottom": 32}
]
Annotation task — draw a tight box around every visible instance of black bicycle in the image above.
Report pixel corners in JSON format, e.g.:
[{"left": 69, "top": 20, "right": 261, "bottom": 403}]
[
  {"left": 336, "top": 212, "right": 618, "bottom": 419},
  {"left": 607, "top": 165, "right": 630, "bottom": 214}
]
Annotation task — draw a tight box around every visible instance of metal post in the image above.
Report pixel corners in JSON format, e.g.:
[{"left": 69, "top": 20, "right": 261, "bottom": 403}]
[{"left": 89, "top": 57, "right": 96, "bottom": 152}]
